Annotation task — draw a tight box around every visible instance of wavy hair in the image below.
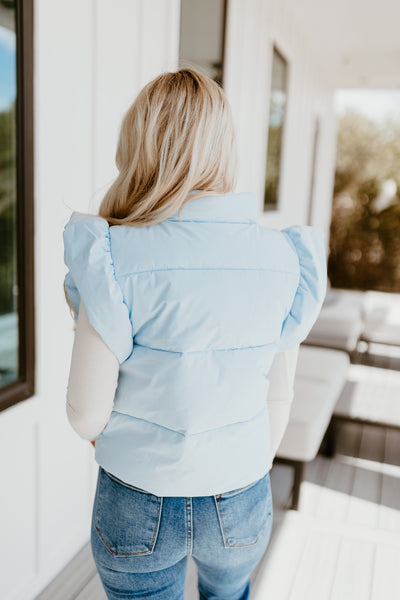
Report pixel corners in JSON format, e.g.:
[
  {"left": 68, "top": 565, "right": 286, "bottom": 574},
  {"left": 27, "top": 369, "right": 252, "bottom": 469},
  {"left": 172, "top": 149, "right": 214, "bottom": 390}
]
[{"left": 97, "top": 68, "right": 238, "bottom": 226}]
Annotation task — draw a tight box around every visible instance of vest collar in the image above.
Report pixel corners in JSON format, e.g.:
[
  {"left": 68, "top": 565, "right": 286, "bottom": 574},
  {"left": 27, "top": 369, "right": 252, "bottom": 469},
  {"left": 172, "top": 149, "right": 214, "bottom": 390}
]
[{"left": 166, "top": 191, "right": 258, "bottom": 223}]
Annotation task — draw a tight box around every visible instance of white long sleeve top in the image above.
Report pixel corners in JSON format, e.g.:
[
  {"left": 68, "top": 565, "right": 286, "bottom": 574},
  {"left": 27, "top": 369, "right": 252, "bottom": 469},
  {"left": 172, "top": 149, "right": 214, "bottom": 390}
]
[{"left": 66, "top": 299, "right": 299, "bottom": 462}]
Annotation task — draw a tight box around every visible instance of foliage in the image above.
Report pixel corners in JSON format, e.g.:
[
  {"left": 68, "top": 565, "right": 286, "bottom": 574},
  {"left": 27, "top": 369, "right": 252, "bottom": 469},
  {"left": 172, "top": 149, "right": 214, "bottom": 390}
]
[
  {"left": 0, "top": 100, "right": 17, "bottom": 314},
  {"left": 328, "top": 109, "right": 400, "bottom": 292},
  {"left": 264, "top": 125, "right": 283, "bottom": 208}
]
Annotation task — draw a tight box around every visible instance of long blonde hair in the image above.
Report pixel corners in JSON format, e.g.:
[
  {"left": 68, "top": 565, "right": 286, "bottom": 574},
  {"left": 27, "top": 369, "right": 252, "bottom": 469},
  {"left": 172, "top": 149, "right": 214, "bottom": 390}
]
[
  {"left": 98, "top": 68, "right": 238, "bottom": 226},
  {"left": 64, "top": 68, "right": 238, "bottom": 318}
]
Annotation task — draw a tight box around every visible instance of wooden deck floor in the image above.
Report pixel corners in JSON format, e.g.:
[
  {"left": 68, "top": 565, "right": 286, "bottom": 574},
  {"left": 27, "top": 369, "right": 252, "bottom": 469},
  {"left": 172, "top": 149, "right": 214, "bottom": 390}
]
[
  {"left": 37, "top": 351, "right": 400, "bottom": 600},
  {"left": 251, "top": 421, "right": 400, "bottom": 600}
]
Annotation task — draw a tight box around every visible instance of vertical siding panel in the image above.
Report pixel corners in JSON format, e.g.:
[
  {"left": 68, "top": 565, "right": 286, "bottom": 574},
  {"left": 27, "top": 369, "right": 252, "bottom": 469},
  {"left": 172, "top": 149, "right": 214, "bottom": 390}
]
[
  {"left": 34, "top": 0, "right": 96, "bottom": 593},
  {"left": 224, "top": 0, "right": 272, "bottom": 196},
  {"left": 222, "top": 0, "right": 242, "bottom": 118},
  {"left": 92, "top": 0, "right": 142, "bottom": 209},
  {"left": 139, "top": 0, "right": 180, "bottom": 88},
  {"left": 250, "top": 0, "right": 273, "bottom": 210},
  {"left": 92, "top": 0, "right": 181, "bottom": 209},
  {"left": 251, "top": 0, "right": 272, "bottom": 206},
  {"left": 310, "top": 91, "right": 337, "bottom": 238},
  {"left": 305, "top": 49, "right": 318, "bottom": 223},
  {"left": 167, "top": 0, "right": 181, "bottom": 69},
  {"left": 223, "top": 0, "right": 247, "bottom": 190},
  {"left": 0, "top": 409, "right": 36, "bottom": 598},
  {"left": 247, "top": 0, "right": 266, "bottom": 191},
  {"left": 236, "top": 1, "right": 258, "bottom": 192}
]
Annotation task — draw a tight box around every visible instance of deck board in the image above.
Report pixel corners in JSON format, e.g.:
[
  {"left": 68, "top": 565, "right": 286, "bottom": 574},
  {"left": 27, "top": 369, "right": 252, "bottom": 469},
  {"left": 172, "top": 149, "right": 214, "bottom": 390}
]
[
  {"left": 371, "top": 544, "right": 400, "bottom": 600},
  {"left": 253, "top": 383, "right": 400, "bottom": 600},
  {"left": 75, "top": 575, "right": 106, "bottom": 600},
  {"left": 35, "top": 543, "right": 97, "bottom": 600},
  {"left": 330, "top": 537, "right": 375, "bottom": 600},
  {"left": 288, "top": 528, "right": 341, "bottom": 600}
]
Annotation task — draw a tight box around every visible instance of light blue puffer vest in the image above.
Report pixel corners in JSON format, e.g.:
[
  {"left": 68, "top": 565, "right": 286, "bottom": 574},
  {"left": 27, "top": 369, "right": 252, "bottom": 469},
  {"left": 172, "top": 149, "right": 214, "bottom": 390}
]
[{"left": 63, "top": 191, "right": 327, "bottom": 496}]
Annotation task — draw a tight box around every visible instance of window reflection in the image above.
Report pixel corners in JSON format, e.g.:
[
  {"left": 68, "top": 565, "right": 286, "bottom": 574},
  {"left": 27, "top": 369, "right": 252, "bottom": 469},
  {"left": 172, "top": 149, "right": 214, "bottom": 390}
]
[
  {"left": 264, "top": 46, "right": 289, "bottom": 210},
  {"left": 0, "top": 3, "right": 18, "bottom": 389},
  {"left": 179, "top": 0, "right": 226, "bottom": 86}
]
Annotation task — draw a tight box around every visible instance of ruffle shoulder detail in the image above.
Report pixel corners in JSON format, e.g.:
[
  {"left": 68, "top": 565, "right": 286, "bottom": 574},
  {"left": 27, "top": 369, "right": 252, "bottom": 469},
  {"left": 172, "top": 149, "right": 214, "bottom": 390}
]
[
  {"left": 63, "top": 211, "right": 133, "bottom": 364},
  {"left": 277, "top": 225, "right": 327, "bottom": 352}
]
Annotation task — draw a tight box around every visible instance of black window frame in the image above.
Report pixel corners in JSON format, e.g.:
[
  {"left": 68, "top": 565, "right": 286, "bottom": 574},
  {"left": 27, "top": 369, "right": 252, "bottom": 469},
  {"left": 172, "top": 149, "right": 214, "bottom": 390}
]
[
  {"left": 263, "top": 43, "right": 290, "bottom": 212},
  {"left": 0, "top": 0, "right": 35, "bottom": 412}
]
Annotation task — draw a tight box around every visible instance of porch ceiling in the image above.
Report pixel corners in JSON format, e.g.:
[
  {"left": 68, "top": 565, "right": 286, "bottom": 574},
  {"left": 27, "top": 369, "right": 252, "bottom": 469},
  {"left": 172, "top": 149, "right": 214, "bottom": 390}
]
[{"left": 289, "top": 0, "right": 400, "bottom": 88}]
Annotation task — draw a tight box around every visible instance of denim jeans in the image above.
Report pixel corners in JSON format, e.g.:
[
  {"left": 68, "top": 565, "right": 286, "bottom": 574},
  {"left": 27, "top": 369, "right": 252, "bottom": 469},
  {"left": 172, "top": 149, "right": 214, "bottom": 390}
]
[{"left": 90, "top": 466, "right": 273, "bottom": 599}]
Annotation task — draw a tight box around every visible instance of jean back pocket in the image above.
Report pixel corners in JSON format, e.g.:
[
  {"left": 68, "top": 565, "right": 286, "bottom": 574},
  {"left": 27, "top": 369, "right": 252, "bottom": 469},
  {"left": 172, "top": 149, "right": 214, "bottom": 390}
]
[
  {"left": 94, "top": 467, "right": 163, "bottom": 557},
  {"left": 214, "top": 472, "right": 273, "bottom": 548}
]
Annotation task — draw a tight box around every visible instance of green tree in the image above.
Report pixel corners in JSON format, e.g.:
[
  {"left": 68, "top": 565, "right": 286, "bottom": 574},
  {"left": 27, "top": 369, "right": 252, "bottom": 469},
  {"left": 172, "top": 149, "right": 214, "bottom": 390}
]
[
  {"left": 0, "top": 100, "right": 17, "bottom": 314},
  {"left": 328, "top": 109, "right": 400, "bottom": 292}
]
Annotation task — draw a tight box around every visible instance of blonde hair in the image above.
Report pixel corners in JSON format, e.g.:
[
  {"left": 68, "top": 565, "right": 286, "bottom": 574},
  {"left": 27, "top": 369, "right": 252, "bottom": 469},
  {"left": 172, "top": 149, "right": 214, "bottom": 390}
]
[{"left": 97, "top": 68, "right": 238, "bottom": 226}]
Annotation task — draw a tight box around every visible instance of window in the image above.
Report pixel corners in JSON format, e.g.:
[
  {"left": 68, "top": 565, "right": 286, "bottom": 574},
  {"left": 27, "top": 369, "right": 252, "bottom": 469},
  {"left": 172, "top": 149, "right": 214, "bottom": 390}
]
[
  {"left": 264, "top": 46, "right": 289, "bottom": 211},
  {"left": 307, "top": 117, "right": 320, "bottom": 225},
  {"left": 0, "top": 0, "right": 35, "bottom": 411},
  {"left": 179, "top": 0, "right": 227, "bottom": 86}
]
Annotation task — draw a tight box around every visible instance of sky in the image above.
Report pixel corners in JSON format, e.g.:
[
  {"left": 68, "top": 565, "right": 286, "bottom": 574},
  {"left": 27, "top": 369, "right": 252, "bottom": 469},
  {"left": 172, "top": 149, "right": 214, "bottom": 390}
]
[
  {"left": 335, "top": 89, "right": 400, "bottom": 124},
  {"left": 0, "top": 25, "right": 16, "bottom": 112}
]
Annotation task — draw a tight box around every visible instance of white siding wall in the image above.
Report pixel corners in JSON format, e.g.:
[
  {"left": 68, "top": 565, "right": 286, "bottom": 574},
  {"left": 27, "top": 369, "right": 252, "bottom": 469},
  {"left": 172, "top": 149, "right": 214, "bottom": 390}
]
[
  {"left": 224, "top": 0, "right": 337, "bottom": 240},
  {"left": 0, "top": 1, "right": 337, "bottom": 598}
]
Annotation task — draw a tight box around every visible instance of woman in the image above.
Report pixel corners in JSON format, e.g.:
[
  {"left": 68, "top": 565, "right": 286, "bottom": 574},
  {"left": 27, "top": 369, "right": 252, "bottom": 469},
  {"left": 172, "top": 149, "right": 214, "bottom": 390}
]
[{"left": 63, "top": 68, "right": 326, "bottom": 599}]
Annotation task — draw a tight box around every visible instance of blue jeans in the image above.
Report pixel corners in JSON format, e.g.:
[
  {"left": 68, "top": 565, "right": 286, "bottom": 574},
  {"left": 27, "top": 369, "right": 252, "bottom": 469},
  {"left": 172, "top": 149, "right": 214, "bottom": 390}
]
[{"left": 90, "top": 466, "right": 273, "bottom": 599}]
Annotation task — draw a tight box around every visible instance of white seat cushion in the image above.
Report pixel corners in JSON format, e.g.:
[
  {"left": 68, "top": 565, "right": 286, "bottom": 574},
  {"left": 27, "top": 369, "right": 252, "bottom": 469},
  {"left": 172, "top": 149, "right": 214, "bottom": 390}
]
[
  {"left": 276, "top": 346, "right": 350, "bottom": 461},
  {"left": 334, "top": 364, "right": 400, "bottom": 426},
  {"left": 305, "top": 290, "right": 365, "bottom": 351},
  {"left": 362, "top": 291, "right": 400, "bottom": 346}
]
